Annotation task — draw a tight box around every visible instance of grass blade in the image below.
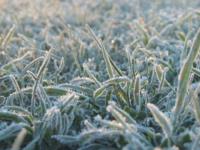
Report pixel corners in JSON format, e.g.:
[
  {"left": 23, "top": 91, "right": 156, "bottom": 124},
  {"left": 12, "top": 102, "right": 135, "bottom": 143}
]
[
  {"left": 134, "top": 74, "right": 141, "bottom": 111},
  {"left": 86, "top": 24, "right": 113, "bottom": 78},
  {"left": 11, "top": 128, "right": 27, "bottom": 150},
  {"left": 10, "top": 75, "right": 24, "bottom": 107},
  {"left": 147, "top": 103, "right": 172, "bottom": 141},
  {"left": 190, "top": 86, "right": 200, "bottom": 124},
  {"left": 83, "top": 63, "right": 102, "bottom": 87},
  {"left": 1, "top": 24, "right": 15, "bottom": 48},
  {"left": 31, "top": 48, "right": 53, "bottom": 116},
  {"left": 173, "top": 28, "right": 200, "bottom": 128},
  {"left": 0, "top": 111, "right": 28, "bottom": 123},
  {"left": 0, "top": 123, "right": 24, "bottom": 141}
]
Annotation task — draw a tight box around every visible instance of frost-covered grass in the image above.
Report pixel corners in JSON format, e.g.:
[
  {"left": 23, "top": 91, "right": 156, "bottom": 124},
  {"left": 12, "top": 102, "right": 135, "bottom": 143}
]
[{"left": 0, "top": 0, "right": 200, "bottom": 149}]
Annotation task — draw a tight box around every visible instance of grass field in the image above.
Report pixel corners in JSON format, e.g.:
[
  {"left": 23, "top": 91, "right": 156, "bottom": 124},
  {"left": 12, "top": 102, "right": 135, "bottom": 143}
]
[{"left": 0, "top": 0, "right": 200, "bottom": 149}]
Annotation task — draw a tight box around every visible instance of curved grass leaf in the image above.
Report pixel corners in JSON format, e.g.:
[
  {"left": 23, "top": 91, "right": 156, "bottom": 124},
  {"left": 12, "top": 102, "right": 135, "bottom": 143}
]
[
  {"left": 11, "top": 128, "right": 27, "bottom": 150},
  {"left": 59, "top": 84, "right": 93, "bottom": 96},
  {"left": 173, "top": 28, "right": 200, "bottom": 128},
  {"left": 31, "top": 48, "right": 53, "bottom": 116},
  {"left": 1, "top": 24, "right": 15, "bottom": 48},
  {"left": 108, "top": 56, "right": 123, "bottom": 76},
  {"left": 104, "top": 76, "right": 130, "bottom": 85},
  {"left": 10, "top": 75, "right": 24, "bottom": 107},
  {"left": 155, "top": 59, "right": 174, "bottom": 73},
  {"left": 20, "top": 56, "right": 43, "bottom": 78},
  {"left": 158, "top": 67, "right": 169, "bottom": 92},
  {"left": 0, "top": 111, "right": 28, "bottom": 123},
  {"left": 147, "top": 103, "right": 172, "bottom": 139},
  {"left": 4, "top": 106, "right": 34, "bottom": 122},
  {"left": 192, "top": 67, "right": 200, "bottom": 76},
  {"left": 0, "top": 123, "right": 24, "bottom": 141},
  {"left": 86, "top": 24, "right": 113, "bottom": 78},
  {"left": 83, "top": 63, "right": 102, "bottom": 87},
  {"left": 190, "top": 87, "right": 200, "bottom": 124},
  {"left": 71, "top": 77, "right": 95, "bottom": 85},
  {"left": 134, "top": 20, "right": 149, "bottom": 45},
  {"left": 1, "top": 52, "right": 31, "bottom": 71},
  {"left": 109, "top": 101, "right": 136, "bottom": 124},
  {"left": 94, "top": 84, "right": 111, "bottom": 99},
  {"left": 60, "top": 94, "right": 78, "bottom": 114},
  {"left": 48, "top": 57, "right": 64, "bottom": 80}
]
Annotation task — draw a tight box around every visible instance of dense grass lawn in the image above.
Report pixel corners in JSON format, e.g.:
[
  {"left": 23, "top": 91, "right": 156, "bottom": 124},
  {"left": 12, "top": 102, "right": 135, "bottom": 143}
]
[{"left": 0, "top": 0, "right": 200, "bottom": 149}]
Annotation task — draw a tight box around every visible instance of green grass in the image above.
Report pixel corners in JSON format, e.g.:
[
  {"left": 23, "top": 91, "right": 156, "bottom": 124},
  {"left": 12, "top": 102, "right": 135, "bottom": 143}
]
[{"left": 0, "top": 0, "right": 200, "bottom": 149}]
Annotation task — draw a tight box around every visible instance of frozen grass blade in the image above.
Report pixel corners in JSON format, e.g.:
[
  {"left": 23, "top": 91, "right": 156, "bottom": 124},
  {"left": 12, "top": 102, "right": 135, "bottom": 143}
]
[
  {"left": 60, "top": 94, "right": 78, "bottom": 114},
  {"left": 117, "top": 84, "right": 130, "bottom": 107},
  {"left": 51, "top": 135, "right": 77, "bottom": 144},
  {"left": 173, "top": 28, "right": 200, "bottom": 128},
  {"left": 94, "top": 84, "right": 110, "bottom": 99},
  {"left": 192, "top": 67, "right": 200, "bottom": 76},
  {"left": 59, "top": 83, "right": 93, "bottom": 96},
  {"left": 72, "top": 77, "right": 94, "bottom": 84},
  {"left": 31, "top": 48, "right": 53, "bottom": 116},
  {"left": 147, "top": 103, "right": 172, "bottom": 143},
  {"left": 37, "top": 87, "right": 47, "bottom": 116},
  {"left": 11, "top": 128, "right": 27, "bottom": 150},
  {"left": 134, "top": 20, "right": 149, "bottom": 45},
  {"left": 154, "top": 64, "right": 175, "bottom": 92},
  {"left": 48, "top": 57, "right": 64, "bottom": 80},
  {"left": 8, "top": 86, "right": 72, "bottom": 99},
  {"left": 1, "top": 24, "right": 15, "bottom": 48},
  {"left": 108, "top": 56, "right": 123, "bottom": 76},
  {"left": 155, "top": 59, "right": 174, "bottom": 73},
  {"left": 107, "top": 103, "right": 151, "bottom": 147},
  {"left": 173, "top": 14, "right": 192, "bottom": 27},
  {"left": 190, "top": 87, "right": 200, "bottom": 124},
  {"left": 68, "top": 25, "right": 82, "bottom": 73},
  {"left": 126, "top": 45, "right": 133, "bottom": 77},
  {"left": 10, "top": 75, "right": 24, "bottom": 107},
  {"left": 158, "top": 67, "right": 169, "bottom": 92},
  {"left": 4, "top": 106, "right": 34, "bottom": 122},
  {"left": 27, "top": 70, "right": 37, "bottom": 81},
  {"left": 86, "top": 24, "right": 113, "bottom": 78},
  {"left": 94, "top": 115, "right": 124, "bottom": 130},
  {"left": 83, "top": 63, "right": 102, "bottom": 87},
  {"left": 155, "top": 65, "right": 163, "bottom": 83},
  {"left": 175, "top": 31, "right": 185, "bottom": 41},
  {"left": 180, "top": 30, "right": 193, "bottom": 62},
  {"left": 0, "top": 111, "right": 28, "bottom": 123},
  {"left": 192, "top": 131, "right": 200, "bottom": 150},
  {"left": 106, "top": 105, "right": 131, "bottom": 130},
  {"left": 104, "top": 76, "right": 130, "bottom": 85},
  {"left": 109, "top": 101, "right": 136, "bottom": 124},
  {"left": 20, "top": 56, "right": 43, "bottom": 78},
  {"left": 134, "top": 74, "right": 141, "bottom": 111},
  {"left": 38, "top": 84, "right": 52, "bottom": 108},
  {"left": 0, "top": 123, "right": 24, "bottom": 141},
  {"left": 1, "top": 52, "right": 31, "bottom": 71},
  {"left": 139, "top": 48, "right": 156, "bottom": 58},
  {"left": 129, "top": 38, "right": 142, "bottom": 48},
  {"left": 37, "top": 50, "right": 52, "bottom": 80}
]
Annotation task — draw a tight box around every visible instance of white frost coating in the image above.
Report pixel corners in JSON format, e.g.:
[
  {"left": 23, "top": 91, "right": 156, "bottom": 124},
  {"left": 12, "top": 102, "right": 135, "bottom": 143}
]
[
  {"left": 136, "top": 74, "right": 140, "bottom": 78},
  {"left": 147, "top": 103, "right": 172, "bottom": 138},
  {"left": 94, "top": 115, "right": 102, "bottom": 121},
  {"left": 106, "top": 105, "right": 113, "bottom": 112},
  {"left": 108, "top": 101, "right": 116, "bottom": 106}
]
